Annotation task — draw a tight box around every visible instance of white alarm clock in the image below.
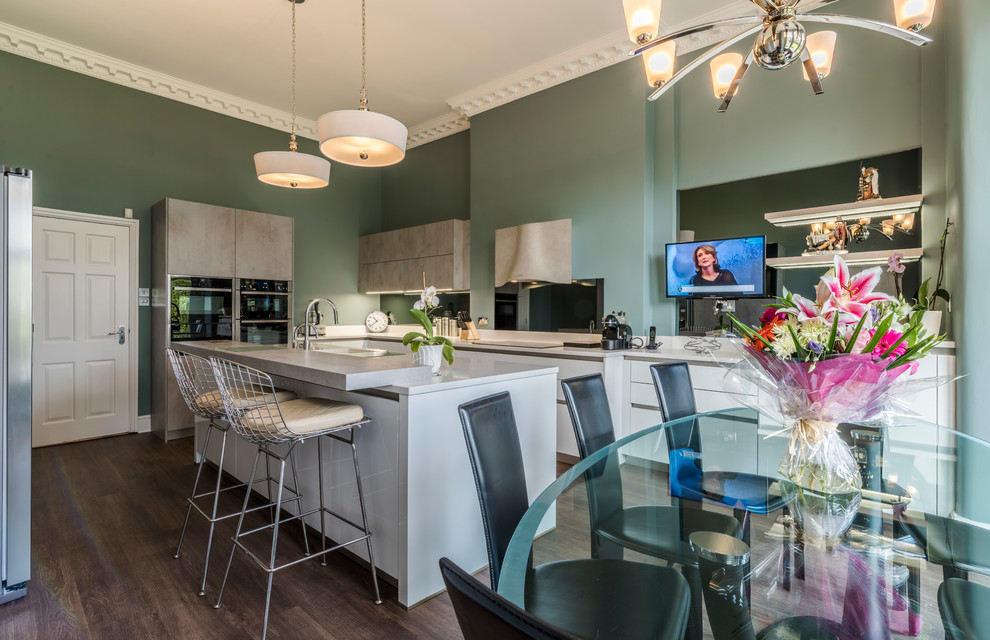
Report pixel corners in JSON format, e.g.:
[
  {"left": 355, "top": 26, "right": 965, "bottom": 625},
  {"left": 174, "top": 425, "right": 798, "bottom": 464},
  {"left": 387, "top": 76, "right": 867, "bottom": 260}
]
[{"left": 365, "top": 310, "right": 390, "bottom": 333}]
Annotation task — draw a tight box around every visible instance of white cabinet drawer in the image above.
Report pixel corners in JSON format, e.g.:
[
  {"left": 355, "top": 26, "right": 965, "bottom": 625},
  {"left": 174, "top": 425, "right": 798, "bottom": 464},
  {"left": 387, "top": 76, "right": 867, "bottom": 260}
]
[
  {"left": 629, "top": 360, "right": 655, "bottom": 384},
  {"left": 898, "top": 356, "right": 939, "bottom": 425},
  {"left": 695, "top": 389, "right": 744, "bottom": 414},
  {"left": 556, "top": 401, "right": 578, "bottom": 457},
  {"left": 555, "top": 360, "right": 604, "bottom": 401},
  {"left": 623, "top": 408, "right": 669, "bottom": 467},
  {"left": 630, "top": 381, "right": 659, "bottom": 408},
  {"left": 630, "top": 406, "right": 663, "bottom": 433},
  {"left": 689, "top": 364, "right": 728, "bottom": 392}
]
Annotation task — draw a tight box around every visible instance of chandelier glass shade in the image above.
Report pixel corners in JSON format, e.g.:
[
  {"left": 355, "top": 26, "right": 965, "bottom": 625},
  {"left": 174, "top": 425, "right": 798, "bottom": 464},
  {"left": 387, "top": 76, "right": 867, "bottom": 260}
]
[
  {"left": 622, "top": 0, "right": 663, "bottom": 44},
  {"left": 626, "top": 0, "right": 936, "bottom": 112},
  {"left": 255, "top": 0, "right": 330, "bottom": 189},
  {"left": 318, "top": 0, "right": 407, "bottom": 167},
  {"left": 710, "top": 53, "right": 743, "bottom": 98},
  {"left": 893, "top": 0, "right": 936, "bottom": 31},
  {"left": 802, "top": 30, "right": 837, "bottom": 80},
  {"left": 642, "top": 40, "right": 677, "bottom": 87}
]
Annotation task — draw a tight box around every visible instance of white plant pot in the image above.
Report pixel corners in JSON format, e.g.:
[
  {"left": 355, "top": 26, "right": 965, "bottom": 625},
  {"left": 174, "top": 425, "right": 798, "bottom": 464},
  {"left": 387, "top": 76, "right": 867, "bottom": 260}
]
[
  {"left": 411, "top": 344, "right": 444, "bottom": 375},
  {"left": 921, "top": 310, "right": 942, "bottom": 339}
]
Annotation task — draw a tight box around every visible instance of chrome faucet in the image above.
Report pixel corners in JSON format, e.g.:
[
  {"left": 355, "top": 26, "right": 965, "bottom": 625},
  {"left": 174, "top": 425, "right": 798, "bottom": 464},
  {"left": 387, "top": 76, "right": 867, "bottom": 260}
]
[{"left": 299, "top": 298, "right": 339, "bottom": 350}]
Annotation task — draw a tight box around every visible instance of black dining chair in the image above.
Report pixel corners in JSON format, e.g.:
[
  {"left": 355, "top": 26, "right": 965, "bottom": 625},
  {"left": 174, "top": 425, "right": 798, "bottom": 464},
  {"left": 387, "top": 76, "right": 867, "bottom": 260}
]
[
  {"left": 561, "top": 373, "right": 743, "bottom": 640},
  {"left": 458, "top": 392, "right": 691, "bottom": 640},
  {"left": 649, "top": 362, "right": 791, "bottom": 542},
  {"left": 439, "top": 557, "right": 580, "bottom": 640},
  {"left": 939, "top": 577, "right": 990, "bottom": 640}
]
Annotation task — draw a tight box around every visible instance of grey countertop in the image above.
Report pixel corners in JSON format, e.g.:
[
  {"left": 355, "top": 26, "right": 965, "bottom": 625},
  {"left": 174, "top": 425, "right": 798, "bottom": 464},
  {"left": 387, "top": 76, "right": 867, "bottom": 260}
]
[
  {"left": 172, "top": 340, "right": 558, "bottom": 395},
  {"left": 173, "top": 340, "right": 433, "bottom": 391}
]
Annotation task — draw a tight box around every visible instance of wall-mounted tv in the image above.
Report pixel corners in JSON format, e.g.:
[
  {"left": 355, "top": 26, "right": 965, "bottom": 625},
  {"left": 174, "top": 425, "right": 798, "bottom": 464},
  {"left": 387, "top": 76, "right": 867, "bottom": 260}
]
[{"left": 665, "top": 235, "right": 766, "bottom": 299}]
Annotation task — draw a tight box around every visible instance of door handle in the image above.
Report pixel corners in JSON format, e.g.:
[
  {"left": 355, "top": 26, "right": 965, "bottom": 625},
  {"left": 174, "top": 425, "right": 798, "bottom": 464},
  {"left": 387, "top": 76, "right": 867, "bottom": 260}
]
[{"left": 107, "top": 325, "right": 126, "bottom": 345}]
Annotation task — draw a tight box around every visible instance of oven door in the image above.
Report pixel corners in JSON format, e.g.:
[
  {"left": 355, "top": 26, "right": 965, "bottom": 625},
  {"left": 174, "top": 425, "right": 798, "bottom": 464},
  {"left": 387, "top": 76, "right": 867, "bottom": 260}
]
[
  {"left": 240, "top": 320, "right": 290, "bottom": 345},
  {"left": 239, "top": 292, "right": 290, "bottom": 321},
  {"left": 170, "top": 278, "right": 234, "bottom": 341}
]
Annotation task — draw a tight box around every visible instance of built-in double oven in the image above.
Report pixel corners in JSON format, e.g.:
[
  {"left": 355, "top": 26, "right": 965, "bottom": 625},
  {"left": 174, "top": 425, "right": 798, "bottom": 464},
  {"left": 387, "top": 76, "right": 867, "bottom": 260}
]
[
  {"left": 169, "top": 276, "right": 234, "bottom": 341},
  {"left": 238, "top": 279, "right": 292, "bottom": 345}
]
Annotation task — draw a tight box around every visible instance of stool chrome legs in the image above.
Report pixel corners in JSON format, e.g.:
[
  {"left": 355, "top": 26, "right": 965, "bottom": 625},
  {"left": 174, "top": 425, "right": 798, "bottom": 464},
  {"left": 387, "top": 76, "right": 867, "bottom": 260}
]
[
  {"left": 316, "top": 433, "right": 383, "bottom": 604},
  {"left": 174, "top": 419, "right": 230, "bottom": 597},
  {"left": 215, "top": 427, "right": 382, "bottom": 639}
]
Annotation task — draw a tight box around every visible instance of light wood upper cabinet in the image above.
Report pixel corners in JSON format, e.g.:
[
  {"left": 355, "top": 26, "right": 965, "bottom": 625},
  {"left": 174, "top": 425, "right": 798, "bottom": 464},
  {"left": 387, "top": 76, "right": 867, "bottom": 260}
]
[
  {"left": 160, "top": 199, "right": 236, "bottom": 277},
  {"left": 358, "top": 219, "right": 469, "bottom": 293},
  {"left": 235, "top": 209, "right": 294, "bottom": 280}
]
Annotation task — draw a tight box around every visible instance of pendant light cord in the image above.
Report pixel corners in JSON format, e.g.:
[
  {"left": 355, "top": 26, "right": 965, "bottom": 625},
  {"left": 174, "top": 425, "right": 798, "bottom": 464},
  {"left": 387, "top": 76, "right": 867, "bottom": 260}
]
[
  {"left": 289, "top": 0, "right": 298, "bottom": 151},
  {"left": 359, "top": 0, "right": 368, "bottom": 110}
]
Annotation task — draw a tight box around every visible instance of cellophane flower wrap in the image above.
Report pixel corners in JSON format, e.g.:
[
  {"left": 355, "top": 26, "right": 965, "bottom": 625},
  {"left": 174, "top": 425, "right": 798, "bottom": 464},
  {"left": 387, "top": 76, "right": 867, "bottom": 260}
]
[{"left": 724, "top": 255, "right": 944, "bottom": 495}]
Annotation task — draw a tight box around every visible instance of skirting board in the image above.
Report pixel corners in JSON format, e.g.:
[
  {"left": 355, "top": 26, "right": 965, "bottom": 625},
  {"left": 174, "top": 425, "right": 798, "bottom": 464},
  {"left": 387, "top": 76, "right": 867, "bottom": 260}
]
[{"left": 135, "top": 415, "right": 150, "bottom": 434}]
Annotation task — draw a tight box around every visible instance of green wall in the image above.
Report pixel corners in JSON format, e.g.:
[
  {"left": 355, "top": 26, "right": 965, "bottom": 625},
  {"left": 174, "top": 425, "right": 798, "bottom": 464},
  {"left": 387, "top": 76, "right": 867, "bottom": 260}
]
[
  {"left": 469, "top": 60, "right": 658, "bottom": 330},
  {"left": 674, "top": 1, "right": 925, "bottom": 190},
  {"left": 0, "top": 51, "right": 384, "bottom": 416},
  {"left": 381, "top": 131, "right": 470, "bottom": 231},
  {"left": 948, "top": 0, "right": 990, "bottom": 522}
]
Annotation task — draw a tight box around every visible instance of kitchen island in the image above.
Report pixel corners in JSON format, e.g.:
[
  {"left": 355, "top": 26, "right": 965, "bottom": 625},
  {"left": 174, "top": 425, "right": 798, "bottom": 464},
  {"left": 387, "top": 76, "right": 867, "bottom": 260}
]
[{"left": 175, "top": 341, "right": 558, "bottom": 607}]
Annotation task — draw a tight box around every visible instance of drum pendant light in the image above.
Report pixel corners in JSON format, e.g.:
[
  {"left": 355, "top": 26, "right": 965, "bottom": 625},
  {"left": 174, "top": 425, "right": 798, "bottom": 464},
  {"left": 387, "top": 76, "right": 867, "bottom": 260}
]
[
  {"left": 255, "top": 0, "right": 331, "bottom": 189},
  {"left": 318, "top": 0, "right": 407, "bottom": 167}
]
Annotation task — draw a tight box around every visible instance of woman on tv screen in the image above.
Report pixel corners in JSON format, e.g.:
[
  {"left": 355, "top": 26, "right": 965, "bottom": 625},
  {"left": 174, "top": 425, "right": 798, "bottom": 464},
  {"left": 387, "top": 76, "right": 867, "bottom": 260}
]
[{"left": 690, "top": 244, "right": 738, "bottom": 287}]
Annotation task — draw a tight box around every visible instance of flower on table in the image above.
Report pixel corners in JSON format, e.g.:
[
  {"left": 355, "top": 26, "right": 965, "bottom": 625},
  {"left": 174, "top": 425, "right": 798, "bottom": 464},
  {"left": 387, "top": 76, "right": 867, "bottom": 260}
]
[
  {"left": 413, "top": 299, "right": 426, "bottom": 311},
  {"left": 797, "top": 316, "right": 830, "bottom": 346},
  {"left": 819, "top": 255, "right": 896, "bottom": 324},
  {"left": 760, "top": 308, "right": 788, "bottom": 324},
  {"left": 727, "top": 254, "right": 942, "bottom": 371},
  {"left": 770, "top": 321, "right": 798, "bottom": 359},
  {"left": 868, "top": 328, "right": 908, "bottom": 359}
]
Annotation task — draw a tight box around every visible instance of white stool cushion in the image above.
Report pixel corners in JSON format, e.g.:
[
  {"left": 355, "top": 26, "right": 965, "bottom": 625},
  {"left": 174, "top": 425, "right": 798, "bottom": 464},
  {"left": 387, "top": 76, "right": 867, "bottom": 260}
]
[
  {"left": 194, "top": 388, "right": 297, "bottom": 415},
  {"left": 242, "top": 397, "right": 364, "bottom": 437}
]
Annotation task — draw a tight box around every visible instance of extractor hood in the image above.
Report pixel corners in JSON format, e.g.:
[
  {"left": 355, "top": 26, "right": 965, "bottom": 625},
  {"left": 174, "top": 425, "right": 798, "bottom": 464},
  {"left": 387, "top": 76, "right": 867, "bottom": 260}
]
[{"left": 495, "top": 219, "right": 572, "bottom": 287}]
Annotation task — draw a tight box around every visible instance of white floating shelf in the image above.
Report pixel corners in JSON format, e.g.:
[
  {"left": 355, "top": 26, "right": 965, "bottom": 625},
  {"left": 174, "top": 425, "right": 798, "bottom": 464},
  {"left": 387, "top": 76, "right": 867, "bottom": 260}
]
[
  {"left": 764, "top": 194, "right": 924, "bottom": 227},
  {"left": 766, "top": 248, "right": 924, "bottom": 270}
]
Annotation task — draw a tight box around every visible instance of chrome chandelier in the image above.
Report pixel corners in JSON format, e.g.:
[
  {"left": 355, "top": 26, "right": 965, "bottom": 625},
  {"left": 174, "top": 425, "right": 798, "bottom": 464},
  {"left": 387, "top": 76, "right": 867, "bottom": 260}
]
[{"left": 625, "top": 0, "right": 937, "bottom": 112}]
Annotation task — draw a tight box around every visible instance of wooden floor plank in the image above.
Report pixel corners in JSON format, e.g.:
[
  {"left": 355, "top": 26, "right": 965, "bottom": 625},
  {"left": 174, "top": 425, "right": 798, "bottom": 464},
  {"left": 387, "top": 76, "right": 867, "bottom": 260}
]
[{"left": 0, "top": 433, "right": 462, "bottom": 639}]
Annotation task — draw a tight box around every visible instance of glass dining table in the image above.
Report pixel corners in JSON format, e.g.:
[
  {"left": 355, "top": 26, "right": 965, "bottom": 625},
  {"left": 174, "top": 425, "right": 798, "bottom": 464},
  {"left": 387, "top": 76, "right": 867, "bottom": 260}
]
[{"left": 497, "top": 408, "right": 990, "bottom": 639}]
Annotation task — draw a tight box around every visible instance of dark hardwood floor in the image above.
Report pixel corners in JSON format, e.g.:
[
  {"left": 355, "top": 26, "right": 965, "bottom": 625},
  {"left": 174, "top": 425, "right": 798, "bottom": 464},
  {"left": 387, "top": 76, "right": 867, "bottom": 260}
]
[{"left": 0, "top": 433, "right": 464, "bottom": 640}]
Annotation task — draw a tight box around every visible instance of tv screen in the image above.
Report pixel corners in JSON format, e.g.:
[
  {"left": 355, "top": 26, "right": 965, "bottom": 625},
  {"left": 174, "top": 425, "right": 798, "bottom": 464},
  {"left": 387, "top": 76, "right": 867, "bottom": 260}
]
[{"left": 665, "top": 235, "right": 766, "bottom": 298}]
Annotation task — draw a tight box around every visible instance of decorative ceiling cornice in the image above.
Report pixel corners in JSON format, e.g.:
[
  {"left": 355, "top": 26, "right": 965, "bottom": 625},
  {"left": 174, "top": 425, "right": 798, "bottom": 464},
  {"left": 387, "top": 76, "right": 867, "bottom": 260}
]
[
  {"left": 0, "top": 2, "right": 831, "bottom": 150},
  {"left": 406, "top": 112, "right": 471, "bottom": 149},
  {"left": 446, "top": 30, "right": 632, "bottom": 118},
  {"left": 442, "top": 0, "right": 831, "bottom": 122},
  {"left": 0, "top": 20, "right": 320, "bottom": 140}
]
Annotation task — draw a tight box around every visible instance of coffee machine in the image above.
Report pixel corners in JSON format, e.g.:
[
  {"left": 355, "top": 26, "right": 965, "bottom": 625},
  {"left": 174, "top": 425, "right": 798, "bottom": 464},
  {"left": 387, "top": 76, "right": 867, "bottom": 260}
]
[{"left": 601, "top": 311, "right": 633, "bottom": 350}]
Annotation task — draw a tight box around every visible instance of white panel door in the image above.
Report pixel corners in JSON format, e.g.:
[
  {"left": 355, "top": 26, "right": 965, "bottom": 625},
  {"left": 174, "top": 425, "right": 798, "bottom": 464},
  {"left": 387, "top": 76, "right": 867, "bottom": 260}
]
[{"left": 32, "top": 216, "right": 131, "bottom": 447}]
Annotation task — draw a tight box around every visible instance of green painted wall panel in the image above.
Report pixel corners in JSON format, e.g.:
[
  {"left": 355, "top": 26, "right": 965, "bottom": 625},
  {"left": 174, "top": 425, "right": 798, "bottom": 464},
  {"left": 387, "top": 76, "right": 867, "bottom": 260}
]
[
  {"left": 0, "top": 51, "right": 382, "bottom": 417},
  {"left": 675, "top": 1, "right": 925, "bottom": 190},
  {"left": 381, "top": 131, "right": 470, "bottom": 231},
  {"left": 469, "top": 60, "right": 654, "bottom": 330},
  {"left": 949, "top": 0, "right": 990, "bottom": 523}
]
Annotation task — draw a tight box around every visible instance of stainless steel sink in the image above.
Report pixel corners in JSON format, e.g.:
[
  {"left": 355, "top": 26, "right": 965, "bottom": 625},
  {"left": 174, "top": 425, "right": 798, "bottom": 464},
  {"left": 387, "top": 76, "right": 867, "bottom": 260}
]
[{"left": 308, "top": 344, "right": 402, "bottom": 358}]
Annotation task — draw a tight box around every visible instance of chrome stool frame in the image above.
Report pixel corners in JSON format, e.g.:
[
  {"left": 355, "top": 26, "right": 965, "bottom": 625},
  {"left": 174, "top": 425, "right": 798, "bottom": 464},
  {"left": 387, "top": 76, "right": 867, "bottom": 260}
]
[
  {"left": 209, "top": 357, "right": 382, "bottom": 640},
  {"left": 167, "top": 348, "right": 306, "bottom": 597}
]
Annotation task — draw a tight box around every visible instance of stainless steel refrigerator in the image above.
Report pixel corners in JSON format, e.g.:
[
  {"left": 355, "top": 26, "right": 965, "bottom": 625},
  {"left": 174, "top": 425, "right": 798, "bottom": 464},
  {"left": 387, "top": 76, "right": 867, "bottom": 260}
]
[{"left": 0, "top": 166, "right": 31, "bottom": 605}]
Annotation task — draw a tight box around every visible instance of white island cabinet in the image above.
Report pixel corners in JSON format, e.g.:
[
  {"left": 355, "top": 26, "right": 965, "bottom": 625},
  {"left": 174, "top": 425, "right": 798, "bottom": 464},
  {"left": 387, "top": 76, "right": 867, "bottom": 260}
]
[{"left": 181, "top": 342, "right": 557, "bottom": 608}]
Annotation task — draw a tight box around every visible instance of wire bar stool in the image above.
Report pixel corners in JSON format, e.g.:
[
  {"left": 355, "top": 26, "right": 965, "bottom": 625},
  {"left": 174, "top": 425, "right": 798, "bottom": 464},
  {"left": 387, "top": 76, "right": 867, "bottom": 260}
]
[
  {"left": 209, "top": 356, "right": 382, "bottom": 640},
  {"left": 166, "top": 348, "right": 301, "bottom": 597}
]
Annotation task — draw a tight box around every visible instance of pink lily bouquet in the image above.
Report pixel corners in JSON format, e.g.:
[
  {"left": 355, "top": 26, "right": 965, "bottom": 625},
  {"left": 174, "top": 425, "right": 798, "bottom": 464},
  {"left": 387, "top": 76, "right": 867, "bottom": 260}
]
[{"left": 726, "top": 255, "right": 943, "bottom": 494}]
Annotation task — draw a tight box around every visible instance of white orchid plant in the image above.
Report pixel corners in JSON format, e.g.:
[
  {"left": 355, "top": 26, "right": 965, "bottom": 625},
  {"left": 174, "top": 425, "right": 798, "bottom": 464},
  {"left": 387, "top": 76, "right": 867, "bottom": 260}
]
[{"left": 402, "top": 286, "right": 455, "bottom": 365}]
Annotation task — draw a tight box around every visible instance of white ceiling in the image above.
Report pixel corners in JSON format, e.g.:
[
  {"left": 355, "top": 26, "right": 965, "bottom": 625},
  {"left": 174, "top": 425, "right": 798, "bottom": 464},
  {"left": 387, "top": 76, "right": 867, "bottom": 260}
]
[{"left": 0, "top": 0, "right": 765, "bottom": 143}]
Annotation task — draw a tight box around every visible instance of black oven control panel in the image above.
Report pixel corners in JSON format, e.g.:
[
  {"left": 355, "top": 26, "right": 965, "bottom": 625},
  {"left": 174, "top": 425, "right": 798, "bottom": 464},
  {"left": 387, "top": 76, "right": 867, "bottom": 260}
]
[{"left": 240, "top": 279, "right": 289, "bottom": 293}]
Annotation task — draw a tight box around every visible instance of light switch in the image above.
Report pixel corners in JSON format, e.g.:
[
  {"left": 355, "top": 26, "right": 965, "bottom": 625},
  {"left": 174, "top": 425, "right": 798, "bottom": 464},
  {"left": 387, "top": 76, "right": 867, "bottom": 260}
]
[{"left": 139, "top": 287, "right": 150, "bottom": 307}]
